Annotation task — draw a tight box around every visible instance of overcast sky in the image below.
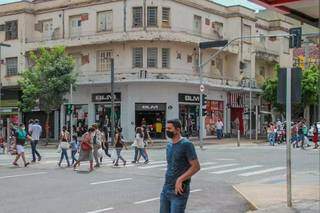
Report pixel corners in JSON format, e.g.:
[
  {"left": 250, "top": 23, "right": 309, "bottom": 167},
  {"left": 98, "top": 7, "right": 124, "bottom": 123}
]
[{"left": 0, "top": 0, "right": 265, "bottom": 11}]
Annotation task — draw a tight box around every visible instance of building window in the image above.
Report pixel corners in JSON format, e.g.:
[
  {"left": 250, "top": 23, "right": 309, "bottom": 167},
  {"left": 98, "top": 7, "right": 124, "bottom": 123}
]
[
  {"left": 193, "top": 15, "right": 201, "bottom": 34},
  {"left": 162, "top": 48, "right": 170, "bottom": 68},
  {"left": 97, "top": 10, "right": 113, "bottom": 32},
  {"left": 97, "top": 50, "right": 113, "bottom": 72},
  {"left": 42, "top": 20, "right": 53, "bottom": 39},
  {"left": 147, "top": 7, "right": 158, "bottom": 27},
  {"left": 6, "top": 57, "right": 18, "bottom": 76},
  {"left": 162, "top": 7, "right": 170, "bottom": 27},
  {"left": 133, "top": 7, "right": 143, "bottom": 28},
  {"left": 147, "top": 48, "right": 158, "bottom": 68},
  {"left": 243, "top": 24, "right": 251, "bottom": 42},
  {"left": 69, "top": 16, "right": 82, "bottom": 37},
  {"left": 5, "top": 20, "right": 18, "bottom": 40},
  {"left": 133, "top": 47, "right": 143, "bottom": 68}
]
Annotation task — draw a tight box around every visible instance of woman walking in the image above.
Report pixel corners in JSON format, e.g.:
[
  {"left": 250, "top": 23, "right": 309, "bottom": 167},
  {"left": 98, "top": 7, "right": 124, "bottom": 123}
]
[
  {"left": 70, "top": 135, "right": 79, "bottom": 165},
  {"left": 12, "top": 124, "right": 30, "bottom": 167},
  {"left": 134, "top": 127, "right": 149, "bottom": 164},
  {"left": 58, "top": 126, "right": 71, "bottom": 167},
  {"left": 100, "top": 128, "right": 111, "bottom": 163},
  {"left": 73, "top": 128, "right": 95, "bottom": 172},
  {"left": 313, "top": 123, "right": 319, "bottom": 149},
  {"left": 114, "top": 128, "right": 127, "bottom": 167}
]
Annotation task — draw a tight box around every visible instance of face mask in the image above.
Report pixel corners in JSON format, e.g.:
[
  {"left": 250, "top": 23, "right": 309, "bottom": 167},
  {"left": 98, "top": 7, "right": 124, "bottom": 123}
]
[
  {"left": 21, "top": 127, "right": 25, "bottom": 130},
  {"left": 166, "top": 131, "right": 175, "bottom": 139}
]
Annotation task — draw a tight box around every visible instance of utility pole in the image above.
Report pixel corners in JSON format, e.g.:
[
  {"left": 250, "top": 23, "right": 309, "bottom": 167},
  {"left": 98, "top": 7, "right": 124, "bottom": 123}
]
[
  {"left": 198, "top": 48, "right": 204, "bottom": 149},
  {"left": 110, "top": 58, "right": 115, "bottom": 146}
]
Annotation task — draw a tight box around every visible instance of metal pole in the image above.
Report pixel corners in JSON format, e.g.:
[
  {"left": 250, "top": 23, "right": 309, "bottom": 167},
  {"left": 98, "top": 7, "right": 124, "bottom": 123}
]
[
  {"left": 198, "top": 48, "right": 204, "bottom": 149},
  {"left": 70, "top": 83, "right": 73, "bottom": 137},
  {"left": 255, "top": 104, "right": 258, "bottom": 141},
  {"left": 286, "top": 67, "right": 292, "bottom": 207},
  {"left": 237, "top": 129, "right": 240, "bottom": 147},
  {"left": 110, "top": 58, "right": 115, "bottom": 146}
]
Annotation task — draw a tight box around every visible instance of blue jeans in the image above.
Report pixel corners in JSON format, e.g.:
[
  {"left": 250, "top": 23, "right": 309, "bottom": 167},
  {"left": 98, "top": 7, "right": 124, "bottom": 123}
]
[
  {"left": 31, "top": 140, "right": 41, "bottom": 161},
  {"left": 71, "top": 150, "right": 77, "bottom": 165},
  {"left": 268, "top": 133, "right": 275, "bottom": 146},
  {"left": 160, "top": 185, "right": 190, "bottom": 213},
  {"left": 216, "top": 129, "right": 223, "bottom": 139},
  {"left": 133, "top": 147, "right": 148, "bottom": 162},
  {"left": 115, "top": 148, "right": 126, "bottom": 164},
  {"left": 59, "top": 148, "right": 70, "bottom": 166}
]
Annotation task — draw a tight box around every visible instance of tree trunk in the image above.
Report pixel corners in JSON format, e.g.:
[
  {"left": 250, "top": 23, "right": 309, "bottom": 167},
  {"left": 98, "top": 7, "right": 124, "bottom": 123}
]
[
  {"left": 45, "top": 112, "right": 50, "bottom": 146},
  {"left": 304, "top": 105, "right": 310, "bottom": 125}
]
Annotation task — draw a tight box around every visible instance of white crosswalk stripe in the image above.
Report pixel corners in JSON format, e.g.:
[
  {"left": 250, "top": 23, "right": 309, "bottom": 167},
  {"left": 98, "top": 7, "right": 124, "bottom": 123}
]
[
  {"left": 210, "top": 165, "right": 263, "bottom": 174},
  {"left": 139, "top": 164, "right": 167, "bottom": 169},
  {"left": 201, "top": 163, "right": 239, "bottom": 171},
  {"left": 239, "top": 167, "right": 286, "bottom": 177},
  {"left": 160, "top": 162, "right": 217, "bottom": 171}
]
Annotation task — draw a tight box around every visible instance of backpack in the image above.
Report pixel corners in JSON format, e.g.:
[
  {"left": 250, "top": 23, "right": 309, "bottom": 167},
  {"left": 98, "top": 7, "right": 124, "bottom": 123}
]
[{"left": 17, "top": 130, "right": 27, "bottom": 140}]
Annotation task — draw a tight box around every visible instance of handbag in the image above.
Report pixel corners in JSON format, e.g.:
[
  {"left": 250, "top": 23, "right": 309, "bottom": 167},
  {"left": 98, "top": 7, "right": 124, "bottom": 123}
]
[{"left": 60, "top": 141, "right": 70, "bottom": 149}]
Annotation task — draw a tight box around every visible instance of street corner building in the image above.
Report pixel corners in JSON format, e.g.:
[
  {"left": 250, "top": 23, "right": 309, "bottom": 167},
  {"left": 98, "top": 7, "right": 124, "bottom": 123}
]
[{"left": 0, "top": 0, "right": 294, "bottom": 141}]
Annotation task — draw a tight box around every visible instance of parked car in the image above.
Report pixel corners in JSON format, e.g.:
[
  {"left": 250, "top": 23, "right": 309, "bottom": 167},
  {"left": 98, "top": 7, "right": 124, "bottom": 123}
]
[{"left": 307, "top": 122, "right": 320, "bottom": 141}]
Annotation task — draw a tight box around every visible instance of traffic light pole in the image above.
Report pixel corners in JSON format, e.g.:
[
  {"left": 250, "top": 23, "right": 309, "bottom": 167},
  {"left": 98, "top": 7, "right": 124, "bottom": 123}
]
[
  {"left": 70, "top": 83, "right": 73, "bottom": 138},
  {"left": 110, "top": 59, "right": 115, "bottom": 146}
]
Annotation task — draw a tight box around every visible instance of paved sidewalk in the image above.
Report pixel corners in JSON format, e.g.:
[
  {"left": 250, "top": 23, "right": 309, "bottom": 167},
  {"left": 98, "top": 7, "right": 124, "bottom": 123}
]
[{"left": 233, "top": 171, "right": 320, "bottom": 212}]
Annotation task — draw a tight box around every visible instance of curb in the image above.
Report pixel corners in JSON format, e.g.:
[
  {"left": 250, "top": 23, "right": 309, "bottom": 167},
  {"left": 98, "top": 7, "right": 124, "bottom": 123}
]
[{"left": 232, "top": 185, "right": 258, "bottom": 212}]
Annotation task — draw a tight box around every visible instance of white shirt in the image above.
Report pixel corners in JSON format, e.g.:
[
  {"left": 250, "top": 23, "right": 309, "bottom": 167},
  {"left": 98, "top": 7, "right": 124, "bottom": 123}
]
[
  {"left": 135, "top": 133, "right": 144, "bottom": 148},
  {"left": 30, "top": 124, "right": 42, "bottom": 140},
  {"left": 216, "top": 121, "right": 224, "bottom": 130}
]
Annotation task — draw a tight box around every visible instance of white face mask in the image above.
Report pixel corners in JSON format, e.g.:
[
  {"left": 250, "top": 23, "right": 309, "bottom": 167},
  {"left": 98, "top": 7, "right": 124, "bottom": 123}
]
[{"left": 21, "top": 127, "right": 25, "bottom": 130}]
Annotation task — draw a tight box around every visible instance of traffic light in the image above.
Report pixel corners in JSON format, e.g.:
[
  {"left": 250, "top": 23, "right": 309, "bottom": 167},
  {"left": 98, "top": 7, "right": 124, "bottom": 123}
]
[
  {"left": 66, "top": 104, "right": 73, "bottom": 115},
  {"left": 289, "top": 27, "right": 302, "bottom": 48},
  {"left": 202, "top": 94, "right": 207, "bottom": 116}
]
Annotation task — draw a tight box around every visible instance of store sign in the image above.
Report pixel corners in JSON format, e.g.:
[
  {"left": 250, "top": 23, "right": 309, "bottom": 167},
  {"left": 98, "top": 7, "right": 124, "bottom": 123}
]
[
  {"left": 178, "top": 93, "right": 200, "bottom": 103},
  {"left": 92, "top": 93, "right": 121, "bottom": 102},
  {"left": 135, "top": 103, "right": 166, "bottom": 111}
]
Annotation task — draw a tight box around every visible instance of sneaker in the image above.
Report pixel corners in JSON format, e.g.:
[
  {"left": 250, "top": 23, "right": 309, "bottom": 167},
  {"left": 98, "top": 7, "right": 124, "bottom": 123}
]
[
  {"left": 13, "top": 162, "right": 18, "bottom": 166},
  {"left": 94, "top": 164, "right": 100, "bottom": 168},
  {"left": 24, "top": 162, "right": 30, "bottom": 167},
  {"left": 38, "top": 156, "right": 42, "bottom": 161},
  {"left": 100, "top": 157, "right": 103, "bottom": 163},
  {"left": 144, "top": 160, "right": 149, "bottom": 164},
  {"left": 31, "top": 160, "right": 36, "bottom": 163},
  {"left": 114, "top": 163, "right": 119, "bottom": 167},
  {"left": 131, "top": 161, "right": 136, "bottom": 164},
  {"left": 123, "top": 161, "right": 127, "bottom": 166}
]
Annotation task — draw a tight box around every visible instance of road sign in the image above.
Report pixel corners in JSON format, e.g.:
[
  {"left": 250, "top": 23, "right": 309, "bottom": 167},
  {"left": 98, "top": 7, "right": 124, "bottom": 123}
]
[
  {"left": 200, "top": 85, "right": 205, "bottom": 92},
  {"left": 199, "top": 40, "right": 228, "bottom": 49}
]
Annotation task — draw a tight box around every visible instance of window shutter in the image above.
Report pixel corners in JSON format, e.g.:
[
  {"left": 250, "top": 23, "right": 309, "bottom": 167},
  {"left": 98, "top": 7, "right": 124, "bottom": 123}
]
[
  {"left": 205, "top": 18, "right": 210, "bottom": 25},
  {"left": 162, "top": 8, "right": 170, "bottom": 27},
  {"left": 0, "top": 24, "right": 5, "bottom": 31},
  {"left": 34, "top": 22, "right": 43, "bottom": 32},
  {"left": 81, "top": 54, "right": 90, "bottom": 65},
  {"left": 162, "top": 48, "right": 170, "bottom": 68},
  {"left": 147, "top": 7, "right": 158, "bottom": 27},
  {"left": 133, "top": 7, "right": 143, "bottom": 28}
]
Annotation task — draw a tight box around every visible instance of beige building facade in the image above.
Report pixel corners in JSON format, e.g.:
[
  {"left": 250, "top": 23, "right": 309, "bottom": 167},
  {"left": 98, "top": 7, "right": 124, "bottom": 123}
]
[{"left": 0, "top": 0, "right": 293, "bottom": 140}]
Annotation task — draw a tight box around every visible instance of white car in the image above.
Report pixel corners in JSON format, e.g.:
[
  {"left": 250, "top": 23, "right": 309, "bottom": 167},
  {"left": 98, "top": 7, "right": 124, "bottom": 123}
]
[{"left": 308, "top": 122, "right": 320, "bottom": 141}]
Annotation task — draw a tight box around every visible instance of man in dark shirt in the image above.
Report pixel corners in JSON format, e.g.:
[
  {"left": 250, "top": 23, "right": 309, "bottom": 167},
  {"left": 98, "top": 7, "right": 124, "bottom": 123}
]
[{"left": 160, "top": 119, "right": 200, "bottom": 213}]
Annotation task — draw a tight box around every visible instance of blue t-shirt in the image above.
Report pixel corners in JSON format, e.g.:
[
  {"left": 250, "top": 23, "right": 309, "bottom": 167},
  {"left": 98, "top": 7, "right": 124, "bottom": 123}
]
[
  {"left": 164, "top": 138, "right": 198, "bottom": 189},
  {"left": 70, "top": 140, "right": 79, "bottom": 151}
]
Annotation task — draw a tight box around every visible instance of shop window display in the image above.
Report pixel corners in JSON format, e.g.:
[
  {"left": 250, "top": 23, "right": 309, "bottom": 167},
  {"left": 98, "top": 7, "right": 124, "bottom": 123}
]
[{"left": 205, "top": 100, "right": 224, "bottom": 136}]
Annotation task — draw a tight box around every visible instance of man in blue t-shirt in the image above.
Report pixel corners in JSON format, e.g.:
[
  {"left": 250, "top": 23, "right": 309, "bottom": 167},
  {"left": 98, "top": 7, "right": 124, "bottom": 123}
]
[{"left": 160, "top": 119, "right": 200, "bottom": 213}]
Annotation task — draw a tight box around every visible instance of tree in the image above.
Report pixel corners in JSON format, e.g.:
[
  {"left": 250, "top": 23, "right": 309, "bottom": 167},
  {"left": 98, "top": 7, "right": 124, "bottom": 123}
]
[
  {"left": 301, "top": 65, "right": 320, "bottom": 123},
  {"left": 262, "top": 64, "right": 320, "bottom": 122},
  {"left": 19, "top": 46, "right": 76, "bottom": 143},
  {"left": 261, "top": 64, "right": 284, "bottom": 114}
]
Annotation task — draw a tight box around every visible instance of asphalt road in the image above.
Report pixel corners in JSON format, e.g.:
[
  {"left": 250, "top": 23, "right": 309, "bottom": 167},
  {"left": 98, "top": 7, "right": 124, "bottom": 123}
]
[{"left": 0, "top": 142, "right": 318, "bottom": 213}]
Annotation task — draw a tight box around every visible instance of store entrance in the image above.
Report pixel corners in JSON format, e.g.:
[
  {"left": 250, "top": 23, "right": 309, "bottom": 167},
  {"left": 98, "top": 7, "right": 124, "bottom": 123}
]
[
  {"left": 179, "top": 104, "right": 199, "bottom": 137},
  {"left": 135, "top": 103, "right": 166, "bottom": 139}
]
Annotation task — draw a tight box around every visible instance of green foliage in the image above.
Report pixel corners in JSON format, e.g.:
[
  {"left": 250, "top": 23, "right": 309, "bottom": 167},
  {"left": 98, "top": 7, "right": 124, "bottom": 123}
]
[
  {"left": 18, "top": 46, "right": 76, "bottom": 113},
  {"left": 262, "top": 64, "right": 320, "bottom": 113},
  {"left": 301, "top": 65, "right": 320, "bottom": 106}
]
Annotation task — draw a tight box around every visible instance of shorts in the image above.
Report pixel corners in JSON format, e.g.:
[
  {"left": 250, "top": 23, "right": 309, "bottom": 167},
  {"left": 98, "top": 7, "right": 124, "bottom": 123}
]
[{"left": 16, "top": 145, "right": 25, "bottom": 154}]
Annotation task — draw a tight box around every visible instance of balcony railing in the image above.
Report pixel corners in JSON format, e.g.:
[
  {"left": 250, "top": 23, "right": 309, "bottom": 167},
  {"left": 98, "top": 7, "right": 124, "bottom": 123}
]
[{"left": 25, "top": 26, "right": 223, "bottom": 43}]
